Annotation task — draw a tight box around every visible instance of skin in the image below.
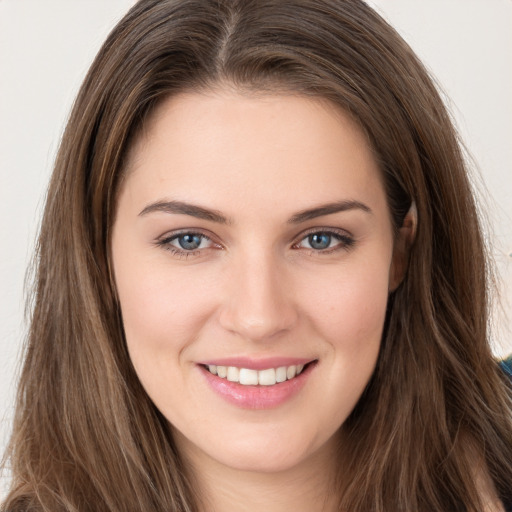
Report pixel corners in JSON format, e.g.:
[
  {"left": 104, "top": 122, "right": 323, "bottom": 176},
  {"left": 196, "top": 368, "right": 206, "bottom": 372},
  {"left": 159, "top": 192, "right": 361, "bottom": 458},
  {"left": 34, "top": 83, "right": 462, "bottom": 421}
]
[{"left": 111, "top": 90, "right": 414, "bottom": 511}]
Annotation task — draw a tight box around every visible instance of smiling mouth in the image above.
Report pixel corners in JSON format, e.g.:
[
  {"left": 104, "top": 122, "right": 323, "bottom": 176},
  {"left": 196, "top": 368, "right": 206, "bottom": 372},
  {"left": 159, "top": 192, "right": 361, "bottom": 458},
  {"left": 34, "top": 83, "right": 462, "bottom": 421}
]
[{"left": 204, "top": 362, "right": 313, "bottom": 386}]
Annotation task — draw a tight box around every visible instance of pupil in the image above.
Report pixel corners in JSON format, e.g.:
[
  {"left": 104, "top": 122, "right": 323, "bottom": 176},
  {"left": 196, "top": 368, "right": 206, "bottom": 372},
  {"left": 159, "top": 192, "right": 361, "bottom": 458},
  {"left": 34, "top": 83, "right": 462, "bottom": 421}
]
[
  {"left": 309, "top": 233, "right": 330, "bottom": 250},
  {"left": 179, "top": 234, "right": 201, "bottom": 250}
]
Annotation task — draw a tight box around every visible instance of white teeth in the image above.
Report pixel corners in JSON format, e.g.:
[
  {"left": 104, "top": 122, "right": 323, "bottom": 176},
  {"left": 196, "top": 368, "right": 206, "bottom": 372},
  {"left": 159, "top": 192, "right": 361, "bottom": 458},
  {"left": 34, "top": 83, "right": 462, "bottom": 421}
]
[
  {"left": 258, "top": 368, "right": 276, "bottom": 386},
  {"left": 206, "top": 363, "right": 309, "bottom": 386},
  {"left": 275, "top": 366, "right": 287, "bottom": 383},
  {"left": 227, "top": 366, "right": 239, "bottom": 382},
  {"left": 239, "top": 368, "right": 258, "bottom": 385}
]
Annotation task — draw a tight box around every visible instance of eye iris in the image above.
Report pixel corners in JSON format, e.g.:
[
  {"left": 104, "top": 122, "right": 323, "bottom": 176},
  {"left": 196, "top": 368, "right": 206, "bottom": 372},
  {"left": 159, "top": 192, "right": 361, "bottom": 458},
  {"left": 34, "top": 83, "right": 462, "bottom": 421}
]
[
  {"left": 178, "top": 234, "right": 202, "bottom": 250},
  {"left": 309, "top": 233, "right": 331, "bottom": 250}
]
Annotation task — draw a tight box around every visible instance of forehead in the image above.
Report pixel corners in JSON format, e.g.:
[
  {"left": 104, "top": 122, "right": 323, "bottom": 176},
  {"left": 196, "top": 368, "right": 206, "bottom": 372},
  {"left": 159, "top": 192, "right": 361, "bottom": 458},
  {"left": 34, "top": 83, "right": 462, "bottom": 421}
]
[{"left": 121, "top": 90, "right": 388, "bottom": 222}]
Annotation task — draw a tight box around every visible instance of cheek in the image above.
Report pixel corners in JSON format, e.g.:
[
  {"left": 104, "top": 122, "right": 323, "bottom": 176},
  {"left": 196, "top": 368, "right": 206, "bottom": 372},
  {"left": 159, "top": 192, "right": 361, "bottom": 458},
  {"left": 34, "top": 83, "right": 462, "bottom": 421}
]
[
  {"left": 302, "top": 260, "right": 391, "bottom": 349},
  {"left": 295, "top": 261, "right": 390, "bottom": 426},
  {"left": 114, "top": 257, "right": 218, "bottom": 373}
]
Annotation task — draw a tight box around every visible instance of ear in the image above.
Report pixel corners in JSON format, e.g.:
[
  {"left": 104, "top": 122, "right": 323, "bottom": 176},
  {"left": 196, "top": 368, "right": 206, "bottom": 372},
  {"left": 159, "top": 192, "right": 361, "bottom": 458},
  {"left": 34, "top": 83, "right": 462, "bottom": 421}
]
[{"left": 389, "top": 202, "right": 417, "bottom": 292}]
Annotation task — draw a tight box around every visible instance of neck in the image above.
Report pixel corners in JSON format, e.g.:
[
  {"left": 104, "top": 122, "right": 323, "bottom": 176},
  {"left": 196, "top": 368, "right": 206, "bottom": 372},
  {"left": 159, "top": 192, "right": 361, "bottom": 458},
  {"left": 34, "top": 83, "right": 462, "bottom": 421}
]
[{"left": 178, "top": 433, "right": 341, "bottom": 512}]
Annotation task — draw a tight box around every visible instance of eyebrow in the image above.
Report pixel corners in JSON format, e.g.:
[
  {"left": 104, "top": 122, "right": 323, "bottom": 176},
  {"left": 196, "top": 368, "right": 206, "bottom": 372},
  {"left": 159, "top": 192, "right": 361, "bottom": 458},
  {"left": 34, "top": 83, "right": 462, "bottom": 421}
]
[
  {"left": 138, "top": 199, "right": 372, "bottom": 224},
  {"left": 139, "top": 200, "right": 230, "bottom": 224},
  {"left": 288, "top": 200, "right": 372, "bottom": 224}
]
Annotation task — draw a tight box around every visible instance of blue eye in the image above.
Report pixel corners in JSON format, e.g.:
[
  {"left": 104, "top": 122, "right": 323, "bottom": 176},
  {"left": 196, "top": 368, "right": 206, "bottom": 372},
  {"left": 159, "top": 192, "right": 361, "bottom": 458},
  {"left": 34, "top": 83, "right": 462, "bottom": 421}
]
[
  {"left": 297, "top": 230, "right": 354, "bottom": 252},
  {"left": 176, "top": 233, "right": 204, "bottom": 250},
  {"left": 308, "top": 233, "right": 332, "bottom": 250},
  {"left": 157, "top": 232, "right": 213, "bottom": 253}
]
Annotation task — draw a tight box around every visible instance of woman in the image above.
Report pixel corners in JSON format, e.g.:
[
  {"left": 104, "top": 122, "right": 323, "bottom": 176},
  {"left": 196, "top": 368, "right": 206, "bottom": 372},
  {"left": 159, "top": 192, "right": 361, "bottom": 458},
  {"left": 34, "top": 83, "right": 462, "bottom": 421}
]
[{"left": 2, "top": 0, "right": 511, "bottom": 510}]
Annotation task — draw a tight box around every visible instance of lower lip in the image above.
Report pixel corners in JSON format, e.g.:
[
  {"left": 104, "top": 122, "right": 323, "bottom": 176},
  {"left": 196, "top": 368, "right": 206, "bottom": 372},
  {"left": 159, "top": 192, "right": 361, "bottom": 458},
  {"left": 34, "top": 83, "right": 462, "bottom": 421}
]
[{"left": 199, "top": 363, "right": 315, "bottom": 409}]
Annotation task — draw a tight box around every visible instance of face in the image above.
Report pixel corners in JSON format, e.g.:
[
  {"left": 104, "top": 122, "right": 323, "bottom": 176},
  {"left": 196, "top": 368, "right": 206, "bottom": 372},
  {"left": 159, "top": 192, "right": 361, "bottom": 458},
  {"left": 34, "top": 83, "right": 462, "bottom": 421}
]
[{"left": 112, "top": 90, "right": 402, "bottom": 475}]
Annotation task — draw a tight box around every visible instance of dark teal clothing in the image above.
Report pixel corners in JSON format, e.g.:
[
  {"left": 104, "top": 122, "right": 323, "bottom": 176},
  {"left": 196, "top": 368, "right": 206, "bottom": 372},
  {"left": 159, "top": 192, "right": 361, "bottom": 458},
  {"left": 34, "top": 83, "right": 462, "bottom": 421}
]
[
  {"left": 499, "top": 356, "right": 512, "bottom": 511},
  {"left": 500, "top": 356, "right": 512, "bottom": 381}
]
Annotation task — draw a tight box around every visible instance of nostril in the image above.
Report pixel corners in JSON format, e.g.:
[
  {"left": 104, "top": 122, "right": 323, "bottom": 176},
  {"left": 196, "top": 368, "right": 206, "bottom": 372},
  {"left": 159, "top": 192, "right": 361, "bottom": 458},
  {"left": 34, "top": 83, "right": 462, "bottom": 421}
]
[{"left": 218, "top": 308, "right": 297, "bottom": 342}]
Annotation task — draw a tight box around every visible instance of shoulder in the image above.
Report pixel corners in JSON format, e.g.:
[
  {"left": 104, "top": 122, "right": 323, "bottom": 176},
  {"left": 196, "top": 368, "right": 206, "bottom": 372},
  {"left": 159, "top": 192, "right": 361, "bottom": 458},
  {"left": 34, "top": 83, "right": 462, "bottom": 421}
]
[
  {"left": 474, "top": 470, "right": 508, "bottom": 512},
  {"left": 498, "top": 357, "right": 512, "bottom": 511},
  {"left": 499, "top": 356, "right": 512, "bottom": 381}
]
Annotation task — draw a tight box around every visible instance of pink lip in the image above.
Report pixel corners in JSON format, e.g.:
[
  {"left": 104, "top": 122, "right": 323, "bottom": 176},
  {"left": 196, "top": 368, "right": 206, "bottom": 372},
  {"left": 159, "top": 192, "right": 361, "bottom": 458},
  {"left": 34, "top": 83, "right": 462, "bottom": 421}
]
[
  {"left": 198, "top": 361, "right": 316, "bottom": 410},
  {"left": 197, "top": 356, "right": 313, "bottom": 371}
]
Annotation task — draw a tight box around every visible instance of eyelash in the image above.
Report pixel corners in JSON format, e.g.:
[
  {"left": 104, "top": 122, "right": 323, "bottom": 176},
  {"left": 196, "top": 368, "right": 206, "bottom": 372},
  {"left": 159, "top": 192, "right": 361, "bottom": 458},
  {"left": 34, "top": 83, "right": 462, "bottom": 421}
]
[
  {"left": 155, "top": 230, "right": 216, "bottom": 259},
  {"left": 155, "top": 228, "right": 355, "bottom": 258},
  {"left": 293, "top": 228, "right": 355, "bottom": 255}
]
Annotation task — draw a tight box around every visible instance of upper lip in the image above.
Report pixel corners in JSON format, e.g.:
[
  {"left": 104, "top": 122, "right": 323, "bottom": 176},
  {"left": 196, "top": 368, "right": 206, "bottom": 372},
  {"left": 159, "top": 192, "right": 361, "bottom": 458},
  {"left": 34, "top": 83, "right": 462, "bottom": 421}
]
[{"left": 197, "top": 356, "right": 316, "bottom": 371}]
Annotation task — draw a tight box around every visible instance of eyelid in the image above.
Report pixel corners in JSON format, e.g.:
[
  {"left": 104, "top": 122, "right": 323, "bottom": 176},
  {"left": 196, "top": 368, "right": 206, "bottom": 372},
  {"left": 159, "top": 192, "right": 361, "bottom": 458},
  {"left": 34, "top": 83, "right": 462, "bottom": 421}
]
[
  {"left": 295, "top": 226, "right": 354, "bottom": 239},
  {"left": 156, "top": 227, "right": 218, "bottom": 242},
  {"left": 292, "top": 226, "right": 354, "bottom": 245}
]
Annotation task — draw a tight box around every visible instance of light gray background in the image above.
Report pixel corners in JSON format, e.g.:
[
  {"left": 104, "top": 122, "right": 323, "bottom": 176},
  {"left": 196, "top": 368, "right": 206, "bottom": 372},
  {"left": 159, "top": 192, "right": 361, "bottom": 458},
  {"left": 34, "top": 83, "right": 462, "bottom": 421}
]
[{"left": 1, "top": 0, "right": 511, "bottom": 490}]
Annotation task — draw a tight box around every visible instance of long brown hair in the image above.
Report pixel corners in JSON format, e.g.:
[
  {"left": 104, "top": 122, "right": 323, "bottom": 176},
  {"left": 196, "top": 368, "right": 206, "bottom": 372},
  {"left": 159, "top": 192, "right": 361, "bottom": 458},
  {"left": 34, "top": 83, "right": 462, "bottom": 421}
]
[{"left": 3, "top": 1, "right": 511, "bottom": 510}]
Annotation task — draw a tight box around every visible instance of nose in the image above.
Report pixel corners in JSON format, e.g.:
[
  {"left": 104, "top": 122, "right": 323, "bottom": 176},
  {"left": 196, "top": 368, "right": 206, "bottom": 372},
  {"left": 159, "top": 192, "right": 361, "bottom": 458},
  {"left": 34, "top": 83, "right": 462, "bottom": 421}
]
[{"left": 218, "top": 250, "right": 298, "bottom": 342}]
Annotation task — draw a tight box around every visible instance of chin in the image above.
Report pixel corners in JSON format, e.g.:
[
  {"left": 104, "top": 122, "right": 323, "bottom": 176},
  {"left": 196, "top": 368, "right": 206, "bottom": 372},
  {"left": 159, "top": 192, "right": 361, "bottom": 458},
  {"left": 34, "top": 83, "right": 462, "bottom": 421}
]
[
  {"left": 174, "top": 422, "right": 337, "bottom": 475},
  {"left": 209, "top": 446, "right": 315, "bottom": 474}
]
